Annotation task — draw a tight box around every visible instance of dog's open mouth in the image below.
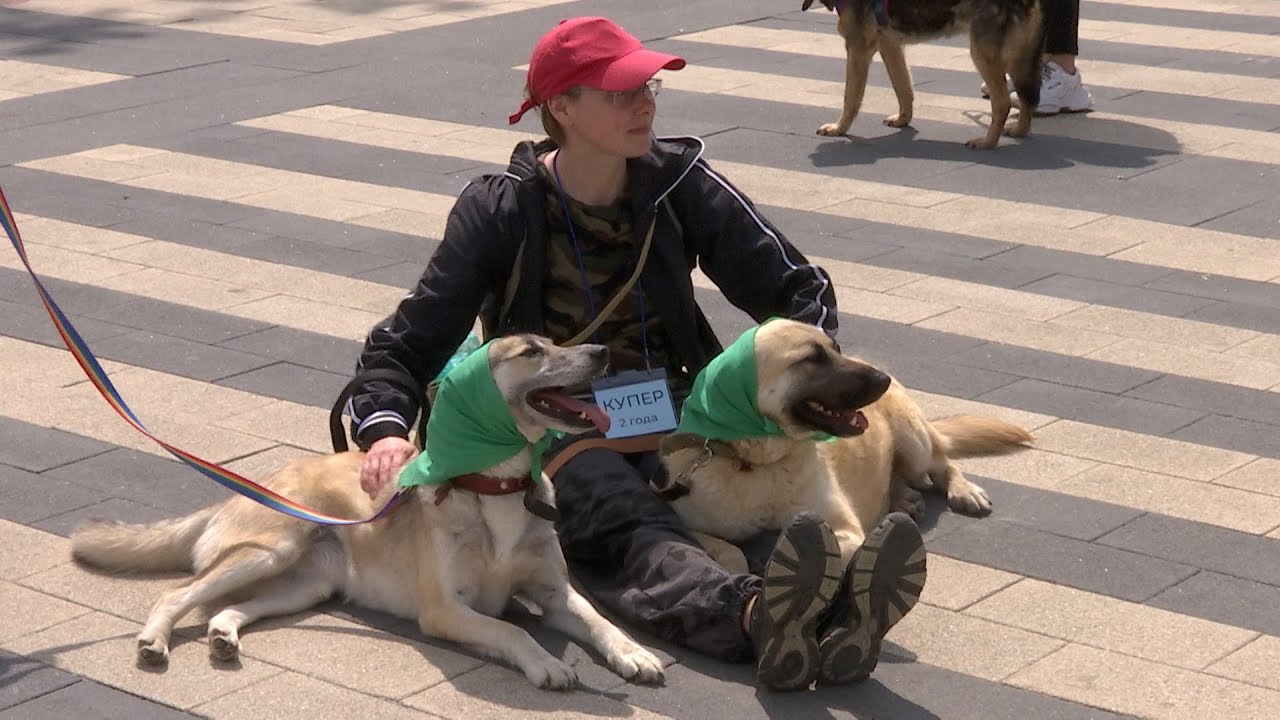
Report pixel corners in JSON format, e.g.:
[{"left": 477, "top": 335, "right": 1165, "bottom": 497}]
[
  {"left": 794, "top": 399, "right": 869, "bottom": 437},
  {"left": 527, "top": 388, "right": 612, "bottom": 433}
]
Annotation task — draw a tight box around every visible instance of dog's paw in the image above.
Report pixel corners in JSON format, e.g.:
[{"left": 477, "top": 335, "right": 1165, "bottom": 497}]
[
  {"left": 136, "top": 636, "right": 169, "bottom": 666},
  {"left": 893, "top": 486, "right": 926, "bottom": 520},
  {"left": 608, "top": 643, "right": 666, "bottom": 685},
  {"left": 1004, "top": 125, "right": 1031, "bottom": 138},
  {"left": 525, "top": 656, "right": 578, "bottom": 691},
  {"left": 965, "top": 136, "right": 999, "bottom": 150},
  {"left": 948, "top": 484, "right": 993, "bottom": 516},
  {"left": 817, "top": 122, "right": 850, "bottom": 137},
  {"left": 208, "top": 629, "right": 240, "bottom": 662},
  {"left": 883, "top": 113, "right": 912, "bottom": 128}
]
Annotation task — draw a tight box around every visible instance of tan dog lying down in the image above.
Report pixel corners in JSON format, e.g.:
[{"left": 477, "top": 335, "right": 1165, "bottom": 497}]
[
  {"left": 659, "top": 318, "right": 1032, "bottom": 570},
  {"left": 70, "top": 334, "right": 664, "bottom": 690}
]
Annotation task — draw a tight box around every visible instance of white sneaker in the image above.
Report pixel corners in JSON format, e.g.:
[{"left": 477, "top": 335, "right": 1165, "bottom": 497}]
[{"left": 1019, "top": 61, "right": 1094, "bottom": 115}]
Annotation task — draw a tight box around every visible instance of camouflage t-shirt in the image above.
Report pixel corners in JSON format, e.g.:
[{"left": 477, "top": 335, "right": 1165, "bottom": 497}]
[{"left": 536, "top": 155, "right": 685, "bottom": 386}]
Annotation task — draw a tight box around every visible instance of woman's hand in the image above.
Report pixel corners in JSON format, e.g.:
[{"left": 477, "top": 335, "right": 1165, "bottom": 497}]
[{"left": 360, "top": 436, "right": 417, "bottom": 499}]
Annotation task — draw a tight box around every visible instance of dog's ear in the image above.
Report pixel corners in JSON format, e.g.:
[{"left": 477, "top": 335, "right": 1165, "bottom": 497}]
[
  {"left": 801, "top": 0, "right": 815, "bottom": 9},
  {"left": 802, "top": 0, "right": 836, "bottom": 11}
]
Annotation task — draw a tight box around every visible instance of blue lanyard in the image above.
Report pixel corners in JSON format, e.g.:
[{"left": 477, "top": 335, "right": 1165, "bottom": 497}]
[{"left": 550, "top": 152, "right": 652, "bottom": 369}]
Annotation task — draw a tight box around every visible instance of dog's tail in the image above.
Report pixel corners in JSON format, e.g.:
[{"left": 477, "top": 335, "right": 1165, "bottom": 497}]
[
  {"left": 1010, "top": 7, "right": 1047, "bottom": 112},
  {"left": 71, "top": 506, "right": 218, "bottom": 574},
  {"left": 931, "top": 415, "right": 1033, "bottom": 458}
]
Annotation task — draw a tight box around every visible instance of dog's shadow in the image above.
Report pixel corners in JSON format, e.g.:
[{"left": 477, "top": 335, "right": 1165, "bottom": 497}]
[{"left": 808, "top": 112, "right": 1183, "bottom": 172}]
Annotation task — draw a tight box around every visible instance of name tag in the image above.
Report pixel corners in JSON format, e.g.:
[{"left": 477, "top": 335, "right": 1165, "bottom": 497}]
[{"left": 591, "top": 369, "right": 678, "bottom": 439}]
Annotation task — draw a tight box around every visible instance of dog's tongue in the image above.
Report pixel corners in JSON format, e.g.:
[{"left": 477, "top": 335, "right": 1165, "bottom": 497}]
[
  {"left": 853, "top": 410, "right": 869, "bottom": 431},
  {"left": 533, "top": 390, "right": 612, "bottom": 433}
]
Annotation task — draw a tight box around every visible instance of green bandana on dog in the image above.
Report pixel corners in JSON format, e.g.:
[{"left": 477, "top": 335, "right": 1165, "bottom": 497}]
[
  {"left": 397, "top": 340, "right": 555, "bottom": 488},
  {"left": 676, "top": 318, "right": 836, "bottom": 443}
]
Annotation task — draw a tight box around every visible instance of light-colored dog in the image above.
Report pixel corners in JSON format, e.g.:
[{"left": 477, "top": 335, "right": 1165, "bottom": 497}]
[
  {"left": 71, "top": 334, "right": 665, "bottom": 690},
  {"left": 661, "top": 319, "right": 1032, "bottom": 568}
]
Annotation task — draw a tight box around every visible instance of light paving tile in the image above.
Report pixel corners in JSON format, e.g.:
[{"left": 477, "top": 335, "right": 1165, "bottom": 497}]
[
  {"left": 19, "top": 154, "right": 164, "bottom": 183},
  {"left": 217, "top": 399, "right": 333, "bottom": 454},
  {"left": 892, "top": 276, "right": 1084, "bottom": 322},
  {"left": 20, "top": 563, "right": 202, "bottom": 630},
  {"left": 915, "top": 308, "right": 1122, "bottom": 357},
  {"left": 228, "top": 294, "right": 383, "bottom": 341},
  {"left": 947, "top": 449, "right": 1100, "bottom": 492},
  {"left": 717, "top": 160, "right": 958, "bottom": 209},
  {"left": 1008, "top": 643, "right": 1280, "bottom": 720},
  {"left": 96, "top": 267, "right": 274, "bottom": 312},
  {"left": 1087, "top": 338, "right": 1280, "bottom": 391},
  {"left": 0, "top": 520, "right": 70, "bottom": 581},
  {"left": 1051, "top": 305, "right": 1262, "bottom": 354},
  {"left": 194, "top": 671, "right": 434, "bottom": 720},
  {"left": 819, "top": 259, "right": 922, "bottom": 292},
  {"left": 12, "top": 214, "right": 150, "bottom": 254},
  {"left": 1229, "top": 334, "right": 1280, "bottom": 363},
  {"left": 0, "top": 60, "right": 127, "bottom": 96},
  {"left": 1090, "top": 217, "right": 1280, "bottom": 283},
  {"left": 967, "top": 578, "right": 1258, "bottom": 670},
  {"left": 1077, "top": 19, "right": 1280, "bottom": 55},
  {"left": 1055, "top": 464, "right": 1280, "bottom": 534},
  {"left": 124, "top": 170, "right": 293, "bottom": 202},
  {"left": 220, "top": 445, "right": 321, "bottom": 482},
  {"left": 235, "top": 612, "right": 483, "bottom": 699},
  {"left": 346, "top": 207, "right": 449, "bottom": 240},
  {"left": 1207, "top": 635, "right": 1280, "bottom": 692},
  {"left": 0, "top": 581, "right": 90, "bottom": 642},
  {"left": 907, "top": 390, "right": 1058, "bottom": 433},
  {"left": 0, "top": 242, "right": 142, "bottom": 285},
  {"left": 3, "top": 612, "right": 284, "bottom": 710},
  {"left": 885, "top": 602, "right": 1064, "bottom": 682},
  {"left": 100, "top": 239, "right": 405, "bottom": 313},
  {"left": 1031, "top": 419, "right": 1255, "bottom": 482},
  {"left": 919, "top": 556, "right": 1020, "bottom": 611},
  {"left": 1213, "top": 458, "right": 1280, "bottom": 497},
  {"left": 403, "top": 664, "right": 674, "bottom": 720}
]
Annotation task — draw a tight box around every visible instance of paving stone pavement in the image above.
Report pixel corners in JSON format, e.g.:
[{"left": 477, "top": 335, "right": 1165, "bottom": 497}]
[{"left": 2, "top": 0, "right": 1278, "bottom": 718}]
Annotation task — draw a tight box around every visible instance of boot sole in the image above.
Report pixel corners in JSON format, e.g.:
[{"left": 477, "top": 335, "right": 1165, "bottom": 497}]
[
  {"left": 818, "top": 512, "right": 926, "bottom": 685},
  {"left": 754, "top": 513, "right": 844, "bottom": 691}
]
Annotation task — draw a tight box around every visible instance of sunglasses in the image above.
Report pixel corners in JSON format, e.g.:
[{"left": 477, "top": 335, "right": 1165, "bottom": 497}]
[{"left": 575, "top": 78, "right": 662, "bottom": 106}]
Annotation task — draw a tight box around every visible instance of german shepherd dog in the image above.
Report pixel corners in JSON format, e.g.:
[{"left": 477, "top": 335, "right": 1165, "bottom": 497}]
[
  {"left": 661, "top": 319, "right": 1033, "bottom": 567},
  {"left": 802, "top": 0, "right": 1045, "bottom": 148},
  {"left": 70, "top": 335, "right": 665, "bottom": 690}
]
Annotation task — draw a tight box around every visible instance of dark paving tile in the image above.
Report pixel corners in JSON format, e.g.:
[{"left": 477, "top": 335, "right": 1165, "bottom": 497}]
[
  {"left": 0, "top": 676, "right": 198, "bottom": 720},
  {"left": 995, "top": 249, "right": 1180, "bottom": 292},
  {"left": 613, "top": 647, "right": 1137, "bottom": 720},
  {"left": 1188, "top": 300, "right": 1280, "bottom": 336},
  {"left": 1016, "top": 275, "right": 1224, "bottom": 326},
  {"left": 952, "top": 343, "right": 1161, "bottom": 395},
  {"left": 32, "top": 496, "right": 186, "bottom": 538},
  {"left": 864, "top": 246, "right": 1052, "bottom": 290},
  {"left": 1194, "top": 193, "right": 1280, "bottom": 240},
  {"left": 752, "top": 205, "right": 878, "bottom": 246},
  {"left": 351, "top": 261, "right": 427, "bottom": 290},
  {"left": 1147, "top": 571, "right": 1280, "bottom": 638},
  {"left": 42, "top": 447, "right": 236, "bottom": 516},
  {"left": 838, "top": 219, "right": 1017, "bottom": 260},
  {"left": 0, "top": 418, "right": 112, "bottom": 473},
  {"left": 1144, "top": 270, "right": 1280, "bottom": 310},
  {"left": 0, "top": 652, "right": 78, "bottom": 712},
  {"left": 1125, "top": 375, "right": 1280, "bottom": 428},
  {"left": 228, "top": 210, "right": 439, "bottom": 264},
  {"left": 929, "top": 519, "right": 1197, "bottom": 603},
  {"left": 0, "top": 295, "right": 132, "bottom": 349},
  {"left": 1097, "top": 514, "right": 1280, "bottom": 587},
  {"left": 216, "top": 362, "right": 352, "bottom": 409},
  {"left": 0, "top": 462, "right": 108, "bottom": 525},
  {"left": 88, "top": 330, "right": 276, "bottom": 383},
  {"left": 1100, "top": 89, "right": 1280, "bottom": 133},
  {"left": 946, "top": 477, "right": 1145, "bottom": 542},
  {"left": 1169, "top": 414, "right": 1280, "bottom": 460},
  {"left": 217, "top": 326, "right": 363, "bottom": 375},
  {"left": 978, "top": 378, "right": 1207, "bottom": 437}
]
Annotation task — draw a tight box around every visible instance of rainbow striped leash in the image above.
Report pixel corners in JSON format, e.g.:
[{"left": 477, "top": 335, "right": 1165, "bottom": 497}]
[{"left": 0, "top": 184, "right": 408, "bottom": 525}]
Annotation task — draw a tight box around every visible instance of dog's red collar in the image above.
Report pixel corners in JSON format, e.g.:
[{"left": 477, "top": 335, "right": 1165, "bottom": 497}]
[{"left": 432, "top": 474, "right": 560, "bottom": 522}]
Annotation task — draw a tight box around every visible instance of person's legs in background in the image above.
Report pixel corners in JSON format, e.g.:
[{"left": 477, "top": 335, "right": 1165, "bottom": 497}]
[{"left": 1036, "top": 0, "right": 1094, "bottom": 114}]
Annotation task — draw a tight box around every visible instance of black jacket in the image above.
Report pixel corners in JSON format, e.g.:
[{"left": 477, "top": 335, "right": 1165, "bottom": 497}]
[{"left": 349, "top": 136, "right": 838, "bottom": 449}]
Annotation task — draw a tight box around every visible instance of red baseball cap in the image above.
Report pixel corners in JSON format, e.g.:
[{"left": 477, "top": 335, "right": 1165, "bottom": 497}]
[{"left": 508, "top": 16, "right": 686, "bottom": 125}]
